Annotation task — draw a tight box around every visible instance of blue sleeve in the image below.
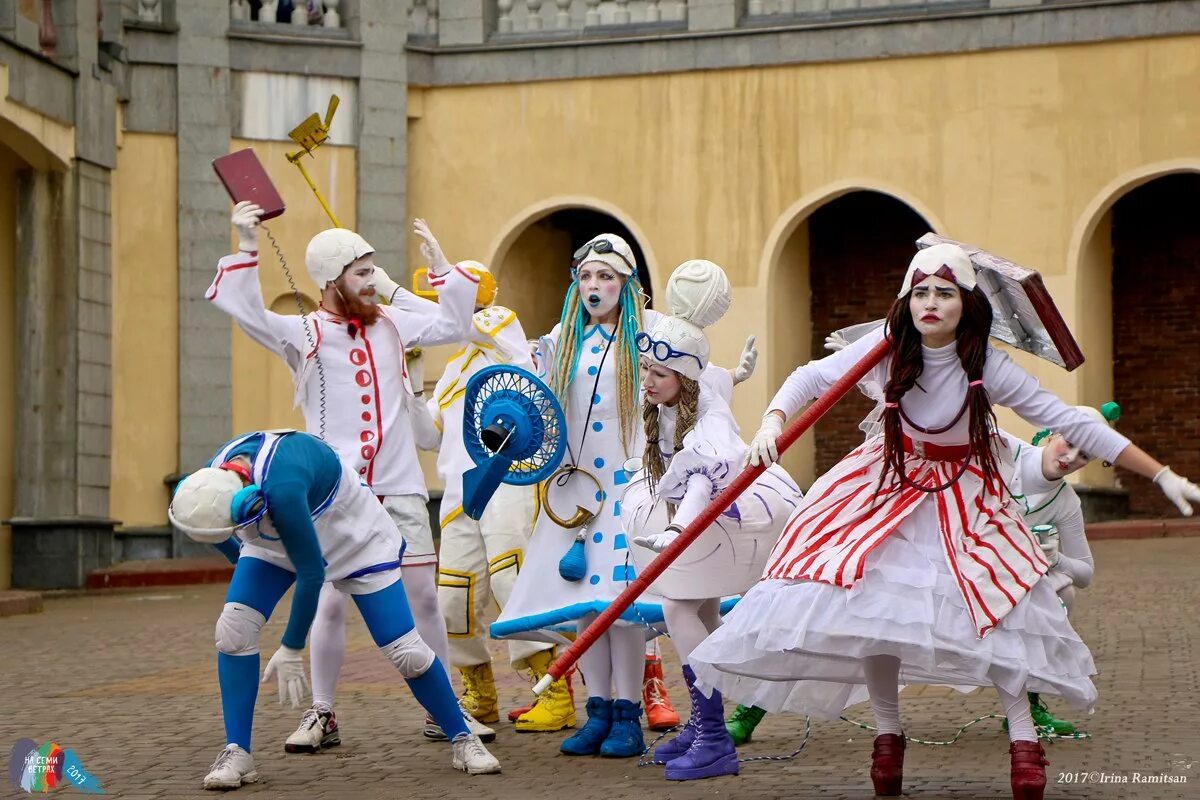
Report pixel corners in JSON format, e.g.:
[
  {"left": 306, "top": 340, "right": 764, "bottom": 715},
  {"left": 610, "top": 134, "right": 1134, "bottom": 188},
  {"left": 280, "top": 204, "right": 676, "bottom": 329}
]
[
  {"left": 212, "top": 536, "right": 241, "bottom": 566},
  {"left": 265, "top": 477, "right": 326, "bottom": 650}
]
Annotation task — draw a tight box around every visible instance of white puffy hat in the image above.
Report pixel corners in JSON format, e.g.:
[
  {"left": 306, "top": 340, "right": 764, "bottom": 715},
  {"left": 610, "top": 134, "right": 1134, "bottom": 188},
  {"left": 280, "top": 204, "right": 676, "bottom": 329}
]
[
  {"left": 639, "top": 315, "right": 709, "bottom": 381},
  {"left": 573, "top": 233, "right": 637, "bottom": 277},
  {"left": 898, "top": 243, "right": 976, "bottom": 298},
  {"left": 667, "top": 259, "right": 732, "bottom": 328},
  {"left": 167, "top": 467, "right": 243, "bottom": 543},
  {"left": 305, "top": 228, "right": 375, "bottom": 287}
]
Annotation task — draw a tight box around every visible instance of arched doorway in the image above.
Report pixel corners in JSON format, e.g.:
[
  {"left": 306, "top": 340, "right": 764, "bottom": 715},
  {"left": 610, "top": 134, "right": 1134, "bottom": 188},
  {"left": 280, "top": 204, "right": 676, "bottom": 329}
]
[
  {"left": 768, "top": 189, "right": 934, "bottom": 485},
  {"left": 1110, "top": 174, "right": 1200, "bottom": 517},
  {"left": 492, "top": 207, "right": 653, "bottom": 340}
]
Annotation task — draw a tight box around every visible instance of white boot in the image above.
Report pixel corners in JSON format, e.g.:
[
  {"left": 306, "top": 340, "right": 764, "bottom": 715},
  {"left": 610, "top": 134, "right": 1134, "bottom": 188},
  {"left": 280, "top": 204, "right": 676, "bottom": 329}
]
[
  {"left": 202, "top": 744, "right": 258, "bottom": 790},
  {"left": 451, "top": 733, "right": 501, "bottom": 775},
  {"left": 285, "top": 706, "right": 341, "bottom": 753},
  {"left": 424, "top": 701, "right": 496, "bottom": 743}
]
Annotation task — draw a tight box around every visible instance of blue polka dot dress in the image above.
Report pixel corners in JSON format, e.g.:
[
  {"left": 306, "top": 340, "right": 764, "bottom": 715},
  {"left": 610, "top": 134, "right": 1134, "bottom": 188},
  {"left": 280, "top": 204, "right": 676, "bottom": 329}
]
[{"left": 491, "top": 317, "right": 669, "bottom": 641}]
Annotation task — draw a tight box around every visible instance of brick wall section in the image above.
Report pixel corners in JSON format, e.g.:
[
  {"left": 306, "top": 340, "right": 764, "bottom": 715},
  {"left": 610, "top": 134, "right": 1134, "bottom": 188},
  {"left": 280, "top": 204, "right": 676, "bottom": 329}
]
[
  {"left": 807, "top": 192, "right": 931, "bottom": 477},
  {"left": 75, "top": 161, "right": 113, "bottom": 518},
  {"left": 1112, "top": 174, "right": 1200, "bottom": 518}
]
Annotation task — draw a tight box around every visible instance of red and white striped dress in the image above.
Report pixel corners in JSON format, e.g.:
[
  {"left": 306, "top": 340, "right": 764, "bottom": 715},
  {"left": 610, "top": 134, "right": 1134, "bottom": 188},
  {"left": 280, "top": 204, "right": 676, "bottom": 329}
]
[{"left": 689, "top": 327, "right": 1129, "bottom": 718}]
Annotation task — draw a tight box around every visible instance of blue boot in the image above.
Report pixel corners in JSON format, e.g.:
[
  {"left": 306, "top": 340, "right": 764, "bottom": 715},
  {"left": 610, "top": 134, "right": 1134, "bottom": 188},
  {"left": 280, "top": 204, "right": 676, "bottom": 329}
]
[
  {"left": 664, "top": 683, "right": 738, "bottom": 780},
  {"left": 654, "top": 665, "right": 699, "bottom": 762},
  {"left": 560, "top": 697, "right": 613, "bottom": 756},
  {"left": 599, "top": 699, "right": 645, "bottom": 758}
]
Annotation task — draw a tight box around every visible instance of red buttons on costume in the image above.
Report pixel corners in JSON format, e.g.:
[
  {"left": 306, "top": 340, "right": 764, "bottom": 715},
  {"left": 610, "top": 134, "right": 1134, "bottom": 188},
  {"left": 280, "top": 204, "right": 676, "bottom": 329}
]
[
  {"left": 361, "top": 431, "right": 375, "bottom": 443},
  {"left": 350, "top": 349, "right": 367, "bottom": 366},
  {"left": 361, "top": 394, "right": 371, "bottom": 404},
  {"left": 361, "top": 445, "right": 376, "bottom": 460},
  {"left": 356, "top": 370, "right": 372, "bottom": 387},
  {"left": 362, "top": 412, "right": 372, "bottom": 422},
  {"left": 359, "top": 467, "right": 367, "bottom": 475}
]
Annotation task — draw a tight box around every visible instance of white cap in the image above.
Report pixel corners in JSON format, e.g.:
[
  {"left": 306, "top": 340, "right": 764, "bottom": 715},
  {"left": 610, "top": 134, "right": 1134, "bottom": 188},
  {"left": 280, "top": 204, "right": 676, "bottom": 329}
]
[
  {"left": 897, "top": 243, "right": 976, "bottom": 298},
  {"left": 167, "top": 467, "right": 243, "bottom": 543},
  {"left": 666, "top": 259, "right": 732, "bottom": 328},
  {"left": 641, "top": 315, "right": 709, "bottom": 380},
  {"left": 305, "top": 228, "right": 375, "bottom": 287},
  {"left": 574, "top": 233, "right": 636, "bottom": 277}
]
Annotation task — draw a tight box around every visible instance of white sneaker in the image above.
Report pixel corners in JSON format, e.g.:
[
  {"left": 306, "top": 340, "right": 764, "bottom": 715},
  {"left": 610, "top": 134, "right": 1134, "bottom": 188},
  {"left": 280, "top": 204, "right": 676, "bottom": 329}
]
[
  {"left": 423, "top": 702, "right": 497, "bottom": 743},
  {"left": 285, "top": 706, "right": 341, "bottom": 753},
  {"left": 202, "top": 744, "right": 259, "bottom": 790},
  {"left": 451, "top": 733, "right": 502, "bottom": 775}
]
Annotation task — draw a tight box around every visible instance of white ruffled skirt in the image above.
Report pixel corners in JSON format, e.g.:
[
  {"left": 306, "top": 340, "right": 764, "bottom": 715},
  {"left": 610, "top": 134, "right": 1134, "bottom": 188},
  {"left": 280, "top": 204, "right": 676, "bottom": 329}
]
[{"left": 689, "top": 498, "right": 1098, "bottom": 719}]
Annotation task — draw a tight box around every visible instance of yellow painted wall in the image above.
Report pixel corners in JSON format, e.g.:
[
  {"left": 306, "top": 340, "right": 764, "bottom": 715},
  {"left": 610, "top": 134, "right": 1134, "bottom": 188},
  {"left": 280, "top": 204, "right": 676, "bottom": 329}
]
[
  {"left": 111, "top": 133, "right": 179, "bottom": 526},
  {"left": 0, "top": 142, "right": 20, "bottom": 587},
  {"left": 228, "top": 139, "right": 357, "bottom": 434},
  {"left": 408, "top": 35, "right": 1200, "bottom": 486}
]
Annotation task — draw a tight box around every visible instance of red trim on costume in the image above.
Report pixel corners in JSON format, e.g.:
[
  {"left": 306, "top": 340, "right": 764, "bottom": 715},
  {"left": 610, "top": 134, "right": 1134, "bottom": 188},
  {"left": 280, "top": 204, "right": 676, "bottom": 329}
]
[
  {"left": 455, "top": 264, "right": 481, "bottom": 283},
  {"left": 219, "top": 461, "right": 253, "bottom": 484},
  {"left": 204, "top": 258, "right": 258, "bottom": 300},
  {"left": 361, "top": 329, "right": 384, "bottom": 488}
]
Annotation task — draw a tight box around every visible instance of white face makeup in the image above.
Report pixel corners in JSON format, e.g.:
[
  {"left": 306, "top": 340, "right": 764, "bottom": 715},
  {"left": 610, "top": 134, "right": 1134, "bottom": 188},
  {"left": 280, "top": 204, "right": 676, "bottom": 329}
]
[
  {"left": 337, "top": 254, "right": 378, "bottom": 302},
  {"left": 641, "top": 357, "right": 681, "bottom": 407},
  {"left": 1040, "top": 433, "right": 1093, "bottom": 481},
  {"left": 909, "top": 275, "right": 963, "bottom": 348},
  {"left": 576, "top": 262, "right": 624, "bottom": 323}
]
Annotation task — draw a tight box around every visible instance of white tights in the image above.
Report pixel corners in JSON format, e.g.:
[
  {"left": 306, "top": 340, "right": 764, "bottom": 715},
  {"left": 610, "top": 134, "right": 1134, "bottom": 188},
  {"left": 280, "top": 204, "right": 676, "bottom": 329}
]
[
  {"left": 309, "top": 565, "right": 451, "bottom": 711},
  {"left": 863, "top": 654, "right": 1037, "bottom": 743},
  {"left": 577, "top": 612, "right": 646, "bottom": 702},
  {"left": 661, "top": 598, "right": 721, "bottom": 664}
]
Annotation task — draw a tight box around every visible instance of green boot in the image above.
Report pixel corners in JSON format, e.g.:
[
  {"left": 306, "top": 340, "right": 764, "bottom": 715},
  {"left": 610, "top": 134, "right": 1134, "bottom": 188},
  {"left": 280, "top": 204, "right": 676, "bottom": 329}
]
[
  {"left": 725, "top": 705, "right": 766, "bottom": 746},
  {"left": 1028, "top": 693, "right": 1075, "bottom": 735}
]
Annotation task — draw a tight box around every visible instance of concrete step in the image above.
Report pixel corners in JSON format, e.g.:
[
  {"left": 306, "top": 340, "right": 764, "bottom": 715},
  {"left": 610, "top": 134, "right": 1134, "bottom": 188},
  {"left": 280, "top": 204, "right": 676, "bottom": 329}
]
[
  {"left": 0, "top": 590, "right": 44, "bottom": 617},
  {"left": 1086, "top": 518, "right": 1200, "bottom": 540},
  {"left": 86, "top": 557, "right": 234, "bottom": 590}
]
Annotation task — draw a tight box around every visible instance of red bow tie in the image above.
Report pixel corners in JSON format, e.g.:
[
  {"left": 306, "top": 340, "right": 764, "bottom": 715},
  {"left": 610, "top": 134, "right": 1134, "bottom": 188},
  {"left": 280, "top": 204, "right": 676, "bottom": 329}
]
[{"left": 346, "top": 318, "right": 364, "bottom": 339}]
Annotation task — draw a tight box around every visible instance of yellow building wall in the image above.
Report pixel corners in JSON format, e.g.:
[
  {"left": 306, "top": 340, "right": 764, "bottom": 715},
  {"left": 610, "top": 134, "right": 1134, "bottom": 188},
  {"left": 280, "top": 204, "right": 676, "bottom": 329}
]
[
  {"left": 111, "top": 133, "right": 179, "bottom": 526},
  {"left": 0, "top": 142, "right": 20, "bottom": 587},
  {"left": 408, "top": 35, "right": 1200, "bottom": 485},
  {"left": 228, "top": 139, "right": 357, "bottom": 434}
]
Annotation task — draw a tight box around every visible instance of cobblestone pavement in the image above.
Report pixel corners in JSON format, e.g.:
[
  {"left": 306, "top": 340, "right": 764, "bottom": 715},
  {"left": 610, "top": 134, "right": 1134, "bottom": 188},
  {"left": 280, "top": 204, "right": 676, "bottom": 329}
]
[{"left": 3, "top": 538, "right": 1196, "bottom": 800}]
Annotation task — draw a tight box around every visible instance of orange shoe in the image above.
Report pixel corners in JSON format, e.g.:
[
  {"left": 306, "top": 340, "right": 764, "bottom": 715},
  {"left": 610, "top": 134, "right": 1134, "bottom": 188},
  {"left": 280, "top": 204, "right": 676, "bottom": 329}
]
[{"left": 643, "top": 655, "right": 680, "bottom": 731}]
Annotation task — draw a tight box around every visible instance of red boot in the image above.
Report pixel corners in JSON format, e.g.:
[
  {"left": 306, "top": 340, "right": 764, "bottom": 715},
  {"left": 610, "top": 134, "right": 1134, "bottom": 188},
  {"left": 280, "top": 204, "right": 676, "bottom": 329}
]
[
  {"left": 643, "top": 655, "right": 681, "bottom": 731},
  {"left": 870, "top": 733, "right": 906, "bottom": 797},
  {"left": 1010, "top": 740, "right": 1049, "bottom": 800}
]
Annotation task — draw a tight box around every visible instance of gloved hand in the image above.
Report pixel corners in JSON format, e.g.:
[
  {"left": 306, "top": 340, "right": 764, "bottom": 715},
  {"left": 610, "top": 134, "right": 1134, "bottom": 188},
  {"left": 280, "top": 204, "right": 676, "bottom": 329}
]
[
  {"left": 1153, "top": 466, "right": 1200, "bottom": 516},
  {"left": 373, "top": 265, "right": 401, "bottom": 304},
  {"left": 824, "top": 331, "right": 850, "bottom": 353},
  {"left": 405, "top": 349, "right": 425, "bottom": 396},
  {"left": 262, "top": 645, "right": 310, "bottom": 708},
  {"left": 412, "top": 218, "right": 452, "bottom": 277},
  {"left": 231, "top": 200, "right": 262, "bottom": 253},
  {"left": 1039, "top": 538, "right": 1061, "bottom": 568},
  {"left": 633, "top": 528, "right": 680, "bottom": 553},
  {"left": 733, "top": 335, "right": 758, "bottom": 384},
  {"left": 743, "top": 413, "right": 784, "bottom": 467}
]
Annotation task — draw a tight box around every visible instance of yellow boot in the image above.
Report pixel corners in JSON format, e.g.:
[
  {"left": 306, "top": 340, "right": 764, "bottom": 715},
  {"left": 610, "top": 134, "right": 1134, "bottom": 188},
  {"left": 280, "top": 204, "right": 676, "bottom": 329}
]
[
  {"left": 514, "top": 649, "right": 577, "bottom": 733},
  {"left": 459, "top": 663, "right": 500, "bottom": 724}
]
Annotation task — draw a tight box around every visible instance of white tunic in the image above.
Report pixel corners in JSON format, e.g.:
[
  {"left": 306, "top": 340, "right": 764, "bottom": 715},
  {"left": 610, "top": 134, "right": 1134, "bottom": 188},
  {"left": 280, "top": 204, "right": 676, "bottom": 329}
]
[{"left": 206, "top": 251, "right": 477, "bottom": 498}]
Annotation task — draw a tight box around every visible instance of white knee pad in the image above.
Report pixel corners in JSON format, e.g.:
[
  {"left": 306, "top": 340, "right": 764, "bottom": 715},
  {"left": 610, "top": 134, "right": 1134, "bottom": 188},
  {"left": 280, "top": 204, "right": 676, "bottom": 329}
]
[
  {"left": 381, "top": 628, "right": 437, "bottom": 678},
  {"left": 215, "top": 602, "right": 267, "bottom": 656}
]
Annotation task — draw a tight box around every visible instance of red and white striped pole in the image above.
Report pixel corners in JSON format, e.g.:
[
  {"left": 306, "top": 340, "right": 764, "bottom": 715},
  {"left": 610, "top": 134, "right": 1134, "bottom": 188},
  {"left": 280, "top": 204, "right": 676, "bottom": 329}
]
[{"left": 533, "top": 337, "right": 890, "bottom": 695}]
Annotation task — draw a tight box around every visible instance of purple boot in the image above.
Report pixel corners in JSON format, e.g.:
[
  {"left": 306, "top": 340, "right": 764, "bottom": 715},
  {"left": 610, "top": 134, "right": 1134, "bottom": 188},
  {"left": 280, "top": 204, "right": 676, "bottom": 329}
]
[
  {"left": 654, "top": 665, "right": 699, "bottom": 762},
  {"left": 664, "top": 675, "right": 738, "bottom": 781}
]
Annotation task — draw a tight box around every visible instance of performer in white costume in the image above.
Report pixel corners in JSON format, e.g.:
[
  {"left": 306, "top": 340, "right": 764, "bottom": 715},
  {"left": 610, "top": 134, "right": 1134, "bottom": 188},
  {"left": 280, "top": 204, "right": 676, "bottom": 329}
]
[
  {"left": 169, "top": 431, "right": 500, "bottom": 789},
  {"left": 624, "top": 260, "right": 803, "bottom": 781},
  {"left": 689, "top": 244, "right": 1200, "bottom": 800},
  {"left": 208, "top": 202, "right": 485, "bottom": 748},
  {"left": 408, "top": 264, "right": 577, "bottom": 733}
]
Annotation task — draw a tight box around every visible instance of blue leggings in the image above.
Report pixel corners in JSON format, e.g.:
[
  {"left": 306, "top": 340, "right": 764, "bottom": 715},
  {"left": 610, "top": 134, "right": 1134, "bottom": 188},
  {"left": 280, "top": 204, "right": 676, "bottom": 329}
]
[{"left": 217, "top": 558, "right": 466, "bottom": 750}]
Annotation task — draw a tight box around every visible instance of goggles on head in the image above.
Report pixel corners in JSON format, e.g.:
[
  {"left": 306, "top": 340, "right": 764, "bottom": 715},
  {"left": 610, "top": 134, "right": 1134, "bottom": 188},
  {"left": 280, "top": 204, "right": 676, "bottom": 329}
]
[
  {"left": 634, "top": 331, "right": 704, "bottom": 373},
  {"left": 572, "top": 239, "right": 636, "bottom": 276}
]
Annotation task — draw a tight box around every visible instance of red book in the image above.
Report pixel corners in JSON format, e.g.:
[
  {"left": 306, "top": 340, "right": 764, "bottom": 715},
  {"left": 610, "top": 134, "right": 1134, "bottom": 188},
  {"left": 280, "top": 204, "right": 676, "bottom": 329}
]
[{"left": 212, "top": 148, "right": 286, "bottom": 220}]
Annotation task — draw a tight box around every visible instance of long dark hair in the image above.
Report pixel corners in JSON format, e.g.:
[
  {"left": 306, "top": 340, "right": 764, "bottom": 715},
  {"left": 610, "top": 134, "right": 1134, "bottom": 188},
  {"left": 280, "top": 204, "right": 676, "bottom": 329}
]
[{"left": 878, "top": 283, "right": 1000, "bottom": 491}]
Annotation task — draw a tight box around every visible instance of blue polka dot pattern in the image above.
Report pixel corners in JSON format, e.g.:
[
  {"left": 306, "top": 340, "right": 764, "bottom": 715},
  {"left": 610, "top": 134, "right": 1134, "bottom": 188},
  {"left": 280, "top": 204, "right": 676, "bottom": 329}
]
[
  {"left": 592, "top": 421, "right": 603, "bottom": 432},
  {"left": 587, "top": 365, "right": 598, "bottom": 375},
  {"left": 593, "top": 532, "right": 603, "bottom": 544},
  {"left": 594, "top": 457, "right": 605, "bottom": 469},
  {"left": 612, "top": 564, "right": 635, "bottom": 582},
  {"left": 589, "top": 575, "right": 600, "bottom": 585},
  {"left": 613, "top": 500, "right": 621, "bottom": 517},
  {"left": 591, "top": 346, "right": 601, "bottom": 354},
  {"left": 613, "top": 533, "right": 627, "bottom": 550},
  {"left": 595, "top": 490, "right": 605, "bottom": 503},
  {"left": 592, "top": 393, "right": 601, "bottom": 405}
]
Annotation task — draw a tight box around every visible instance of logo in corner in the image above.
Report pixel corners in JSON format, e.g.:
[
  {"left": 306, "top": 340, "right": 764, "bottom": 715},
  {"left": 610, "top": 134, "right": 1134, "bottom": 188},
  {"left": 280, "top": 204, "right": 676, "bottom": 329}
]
[{"left": 8, "top": 739, "right": 104, "bottom": 794}]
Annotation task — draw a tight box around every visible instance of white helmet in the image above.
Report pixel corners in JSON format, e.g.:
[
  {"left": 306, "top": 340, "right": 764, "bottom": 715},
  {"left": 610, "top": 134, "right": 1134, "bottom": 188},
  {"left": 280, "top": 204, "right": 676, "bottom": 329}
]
[
  {"left": 305, "top": 228, "right": 375, "bottom": 287},
  {"left": 167, "top": 467, "right": 243, "bottom": 543},
  {"left": 666, "top": 259, "right": 732, "bottom": 328},
  {"left": 639, "top": 315, "right": 709, "bottom": 381}
]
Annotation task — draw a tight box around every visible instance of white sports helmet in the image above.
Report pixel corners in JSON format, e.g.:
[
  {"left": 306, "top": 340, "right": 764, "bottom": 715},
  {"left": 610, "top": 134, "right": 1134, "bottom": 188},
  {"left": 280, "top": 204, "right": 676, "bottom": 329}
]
[
  {"left": 167, "top": 467, "right": 243, "bottom": 543},
  {"left": 305, "top": 228, "right": 375, "bottom": 287},
  {"left": 639, "top": 315, "right": 709, "bottom": 381}
]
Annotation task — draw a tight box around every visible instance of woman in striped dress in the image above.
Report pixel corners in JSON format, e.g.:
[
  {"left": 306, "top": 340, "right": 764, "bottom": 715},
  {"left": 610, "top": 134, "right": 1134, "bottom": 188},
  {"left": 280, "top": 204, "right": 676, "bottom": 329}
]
[{"left": 688, "top": 243, "right": 1200, "bottom": 800}]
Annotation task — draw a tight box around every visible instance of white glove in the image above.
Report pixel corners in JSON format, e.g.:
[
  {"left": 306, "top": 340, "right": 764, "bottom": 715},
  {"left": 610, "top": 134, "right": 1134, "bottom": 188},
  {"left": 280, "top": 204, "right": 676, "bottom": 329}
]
[
  {"left": 824, "top": 331, "right": 850, "bottom": 353},
  {"left": 373, "top": 265, "right": 401, "bottom": 304},
  {"left": 1039, "top": 538, "right": 1061, "bottom": 568},
  {"left": 744, "top": 413, "right": 784, "bottom": 468},
  {"left": 231, "top": 200, "right": 262, "bottom": 253},
  {"left": 405, "top": 349, "right": 425, "bottom": 396},
  {"left": 261, "top": 645, "right": 310, "bottom": 708},
  {"left": 733, "top": 335, "right": 758, "bottom": 384},
  {"left": 633, "top": 529, "right": 680, "bottom": 553},
  {"left": 1153, "top": 466, "right": 1200, "bottom": 517},
  {"left": 412, "top": 218, "right": 452, "bottom": 277}
]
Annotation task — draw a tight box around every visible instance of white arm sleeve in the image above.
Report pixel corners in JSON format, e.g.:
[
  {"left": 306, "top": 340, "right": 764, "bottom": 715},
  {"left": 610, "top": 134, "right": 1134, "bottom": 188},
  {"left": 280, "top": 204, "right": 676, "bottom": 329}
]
[
  {"left": 669, "top": 472, "right": 716, "bottom": 531},
  {"left": 767, "top": 326, "right": 889, "bottom": 420},
  {"left": 206, "top": 253, "right": 306, "bottom": 373},
  {"left": 1051, "top": 496, "right": 1094, "bottom": 589},
  {"left": 391, "top": 265, "right": 478, "bottom": 348}
]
